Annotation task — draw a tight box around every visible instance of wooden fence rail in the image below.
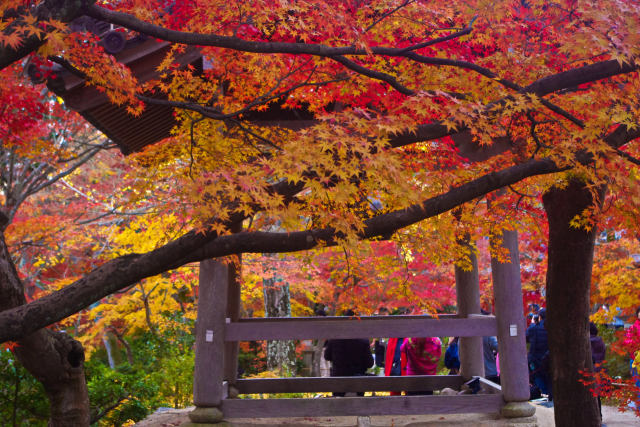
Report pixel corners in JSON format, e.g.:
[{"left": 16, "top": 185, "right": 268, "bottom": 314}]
[
  {"left": 225, "top": 315, "right": 497, "bottom": 341},
  {"left": 221, "top": 394, "right": 505, "bottom": 418},
  {"left": 235, "top": 375, "right": 467, "bottom": 394}
]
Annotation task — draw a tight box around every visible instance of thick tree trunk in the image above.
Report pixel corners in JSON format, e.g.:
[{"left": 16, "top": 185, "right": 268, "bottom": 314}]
[
  {"left": 14, "top": 331, "right": 90, "bottom": 426},
  {"left": 311, "top": 339, "right": 326, "bottom": 377},
  {"left": 542, "top": 179, "right": 603, "bottom": 427},
  {"left": 263, "top": 271, "right": 296, "bottom": 375},
  {"left": 0, "top": 230, "right": 90, "bottom": 426}
]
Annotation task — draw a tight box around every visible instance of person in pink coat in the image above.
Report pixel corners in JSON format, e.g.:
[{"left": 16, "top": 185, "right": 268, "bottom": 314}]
[{"left": 401, "top": 336, "right": 442, "bottom": 395}]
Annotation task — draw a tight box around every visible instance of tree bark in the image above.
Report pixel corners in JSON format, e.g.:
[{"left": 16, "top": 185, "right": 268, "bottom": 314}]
[
  {"left": 102, "top": 334, "right": 116, "bottom": 369},
  {"left": 111, "top": 329, "right": 134, "bottom": 365},
  {"left": 311, "top": 339, "right": 326, "bottom": 377},
  {"left": 263, "top": 266, "right": 296, "bottom": 375},
  {"left": 0, "top": 231, "right": 90, "bottom": 426},
  {"left": 542, "top": 179, "right": 604, "bottom": 427},
  {"left": 14, "top": 330, "right": 90, "bottom": 426},
  {"left": 139, "top": 283, "right": 157, "bottom": 336}
]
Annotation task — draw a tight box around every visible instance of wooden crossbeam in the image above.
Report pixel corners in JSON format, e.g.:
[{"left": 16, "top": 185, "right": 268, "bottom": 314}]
[
  {"left": 224, "top": 315, "right": 497, "bottom": 341},
  {"left": 221, "top": 394, "right": 505, "bottom": 418},
  {"left": 235, "top": 375, "right": 466, "bottom": 394}
]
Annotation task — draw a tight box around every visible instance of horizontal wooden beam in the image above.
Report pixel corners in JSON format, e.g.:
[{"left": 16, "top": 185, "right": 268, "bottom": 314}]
[
  {"left": 225, "top": 315, "right": 496, "bottom": 341},
  {"left": 221, "top": 394, "right": 505, "bottom": 418},
  {"left": 235, "top": 314, "right": 459, "bottom": 323},
  {"left": 236, "top": 375, "right": 466, "bottom": 394}
]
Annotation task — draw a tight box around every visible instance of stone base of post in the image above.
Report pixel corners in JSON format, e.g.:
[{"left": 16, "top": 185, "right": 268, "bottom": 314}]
[
  {"left": 501, "top": 401, "right": 536, "bottom": 418},
  {"left": 187, "top": 406, "right": 226, "bottom": 425}
]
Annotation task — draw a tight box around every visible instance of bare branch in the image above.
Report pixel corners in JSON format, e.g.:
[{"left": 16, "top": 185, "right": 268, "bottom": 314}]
[
  {"left": 364, "top": 0, "right": 416, "bottom": 33},
  {"left": 399, "top": 18, "right": 476, "bottom": 53},
  {"left": 87, "top": 5, "right": 636, "bottom": 100},
  {"left": 136, "top": 76, "right": 348, "bottom": 121},
  {"left": 330, "top": 55, "right": 414, "bottom": 95},
  {"left": 26, "top": 142, "right": 111, "bottom": 197}
]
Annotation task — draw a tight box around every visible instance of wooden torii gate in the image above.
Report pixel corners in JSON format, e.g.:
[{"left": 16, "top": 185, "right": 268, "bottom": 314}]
[
  {"left": 188, "top": 229, "right": 534, "bottom": 424},
  {"left": 36, "top": 24, "right": 535, "bottom": 425}
]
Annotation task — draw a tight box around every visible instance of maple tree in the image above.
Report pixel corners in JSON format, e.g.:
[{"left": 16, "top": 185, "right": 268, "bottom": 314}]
[
  {"left": 0, "top": 70, "right": 196, "bottom": 422},
  {"left": 1, "top": 0, "right": 640, "bottom": 425},
  {"left": 0, "top": 61, "right": 125, "bottom": 425}
]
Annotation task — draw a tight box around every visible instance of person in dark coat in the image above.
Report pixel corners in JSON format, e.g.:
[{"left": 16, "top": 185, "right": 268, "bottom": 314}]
[
  {"left": 323, "top": 310, "right": 374, "bottom": 396},
  {"left": 590, "top": 322, "right": 606, "bottom": 369},
  {"left": 590, "top": 322, "right": 606, "bottom": 419},
  {"left": 324, "top": 338, "right": 373, "bottom": 376},
  {"left": 444, "top": 337, "right": 460, "bottom": 375},
  {"left": 480, "top": 309, "right": 500, "bottom": 383},
  {"left": 526, "top": 308, "right": 551, "bottom": 398},
  {"left": 324, "top": 338, "right": 373, "bottom": 396},
  {"left": 373, "top": 306, "right": 390, "bottom": 368},
  {"left": 483, "top": 335, "right": 500, "bottom": 384}
]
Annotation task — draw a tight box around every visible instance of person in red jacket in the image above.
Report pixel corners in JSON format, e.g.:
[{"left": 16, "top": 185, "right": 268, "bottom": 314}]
[
  {"left": 384, "top": 337, "right": 406, "bottom": 395},
  {"left": 401, "top": 336, "right": 442, "bottom": 395}
]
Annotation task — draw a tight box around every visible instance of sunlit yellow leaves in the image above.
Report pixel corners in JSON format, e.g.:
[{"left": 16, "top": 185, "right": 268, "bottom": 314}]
[
  {"left": 591, "top": 236, "right": 640, "bottom": 325},
  {"left": 77, "top": 268, "right": 198, "bottom": 353},
  {"left": 111, "top": 214, "right": 183, "bottom": 254}
]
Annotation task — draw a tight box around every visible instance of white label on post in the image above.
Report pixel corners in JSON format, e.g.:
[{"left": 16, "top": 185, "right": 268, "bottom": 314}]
[
  {"left": 509, "top": 324, "right": 517, "bottom": 337},
  {"left": 205, "top": 330, "right": 214, "bottom": 342}
]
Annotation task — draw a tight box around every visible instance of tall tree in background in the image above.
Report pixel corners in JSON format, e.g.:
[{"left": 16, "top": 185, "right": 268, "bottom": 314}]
[
  {"left": 1, "top": 1, "right": 640, "bottom": 425},
  {"left": 262, "top": 253, "right": 297, "bottom": 374}
]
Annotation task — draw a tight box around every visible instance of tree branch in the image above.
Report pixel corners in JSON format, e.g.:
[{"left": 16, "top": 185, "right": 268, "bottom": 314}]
[
  {"left": 614, "top": 148, "right": 640, "bottom": 166},
  {"left": 399, "top": 19, "right": 476, "bottom": 53},
  {"left": 364, "top": 0, "right": 416, "bottom": 33},
  {"left": 25, "top": 142, "right": 111, "bottom": 196},
  {"left": 2, "top": 124, "right": 639, "bottom": 343},
  {"left": 330, "top": 55, "right": 415, "bottom": 95},
  {"left": 0, "top": 0, "right": 94, "bottom": 70}
]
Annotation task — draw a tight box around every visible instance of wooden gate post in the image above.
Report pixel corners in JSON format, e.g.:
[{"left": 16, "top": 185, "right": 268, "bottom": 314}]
[
  {"left": 189, "top": 259, "right": 229, "bottom": 424},
  {"left": 491, "top": 229, "right": 535, "bottom": 418},
  {"left": 455, "top": 237, "right": 484, "bottom": 379},
  {"left": 224, "top": 255, "right": 241, "bottom": 397}
]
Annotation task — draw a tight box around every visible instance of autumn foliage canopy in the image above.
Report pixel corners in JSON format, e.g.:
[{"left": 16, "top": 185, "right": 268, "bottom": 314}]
[{"left": 0, "top": 0, "right": 640, "bottom": 421}]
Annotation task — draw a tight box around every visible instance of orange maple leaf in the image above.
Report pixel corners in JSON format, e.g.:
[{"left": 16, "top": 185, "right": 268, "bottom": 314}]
[{"left": 0, "top": 32, "right": 23, "bottom": 50}]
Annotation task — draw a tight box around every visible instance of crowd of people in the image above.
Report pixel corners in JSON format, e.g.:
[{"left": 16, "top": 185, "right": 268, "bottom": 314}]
[
  {"left": 322, "top": 307, "right": 499, "bottom": 396},
  {"left": 321, "top": 304, "right": 640, "bottom": 409}
]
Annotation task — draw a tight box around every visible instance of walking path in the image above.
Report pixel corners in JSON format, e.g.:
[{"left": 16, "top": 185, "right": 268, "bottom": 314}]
[{"left": 136, "top": 403, "right": 639, "bottom": 426}]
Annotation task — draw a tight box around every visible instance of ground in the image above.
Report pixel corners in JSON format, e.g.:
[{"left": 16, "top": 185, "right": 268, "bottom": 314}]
[{"left": 134, "top": 403, "right": 639, "bottom": 426}]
